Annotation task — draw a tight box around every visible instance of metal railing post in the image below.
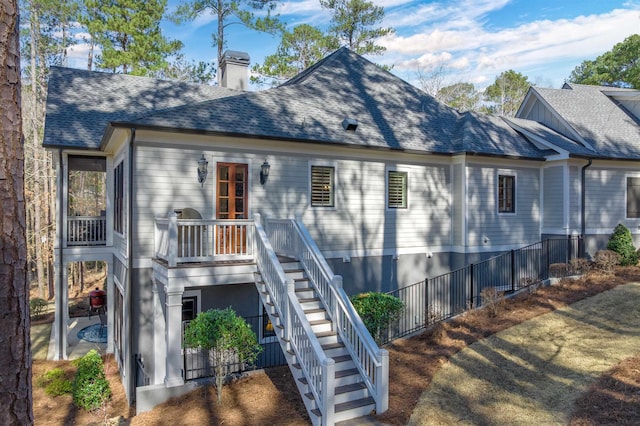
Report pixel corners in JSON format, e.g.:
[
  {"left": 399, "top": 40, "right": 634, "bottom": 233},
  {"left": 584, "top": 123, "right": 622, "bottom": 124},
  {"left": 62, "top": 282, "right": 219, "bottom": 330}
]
[
  {"left": 469, "top": 263, "right": 475, "bottom": 308},
  {"left": 510, "top": 249, "right": 516, "bottom": 291}
]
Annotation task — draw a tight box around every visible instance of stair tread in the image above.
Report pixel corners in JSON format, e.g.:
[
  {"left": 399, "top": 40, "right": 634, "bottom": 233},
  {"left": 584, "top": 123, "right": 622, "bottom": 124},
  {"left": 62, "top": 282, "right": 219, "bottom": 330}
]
[
  {"left": 321, "top": 342, "right": 345, "bottom": 350},
  {"left": 332, "top": 354, "right": 352, "bottom": 363},
  {"left": 335, "top": 382, "right": 367, "bottom": 395},
  {"left": 335, "top": 396, "right": 375, "bottom": 413},
  {"left": 303, "top": 307, "right": 326, "bottom": 314},
  {"left": 336, "top": 368, "right": 359, "bottom": 379},
  {"left": 298, "top": 297, "right": 320, "bottom": 303},
  {"left": 309, "top": 319, "right": 331, "bottom": 326},
  {"left": 315, "top": 330, "right": 337, "bottom": 338},
  {"left": 309, "top": 397, "right": 375, "bottom": 418}
]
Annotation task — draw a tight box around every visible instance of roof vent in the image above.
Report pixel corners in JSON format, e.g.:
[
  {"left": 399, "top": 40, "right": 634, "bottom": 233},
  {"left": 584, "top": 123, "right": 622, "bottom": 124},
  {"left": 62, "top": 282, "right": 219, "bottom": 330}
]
[{"left": 342, "top": 118, "right": 358, "bottom": 131}]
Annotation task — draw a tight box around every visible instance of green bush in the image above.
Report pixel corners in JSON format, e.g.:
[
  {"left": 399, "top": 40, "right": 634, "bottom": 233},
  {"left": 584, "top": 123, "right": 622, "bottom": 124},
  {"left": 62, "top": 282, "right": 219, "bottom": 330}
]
[
  {"left": 30, "top": 298, "right": 48, "bottom": 319},
  {"left": 36, "top": 368, "right": 73, "bottom": 396},
  {"left": 72, "top": 349, "right": 111, "bottom": 411},
  {"left": 607, "top": 224, "right": 638, "bottom": 266},
  {"left": 350, "top": 292, "right": 404, "bottom": 344},
  {"left": 183, "top": 308, "right": 262, "bottom": 404}
]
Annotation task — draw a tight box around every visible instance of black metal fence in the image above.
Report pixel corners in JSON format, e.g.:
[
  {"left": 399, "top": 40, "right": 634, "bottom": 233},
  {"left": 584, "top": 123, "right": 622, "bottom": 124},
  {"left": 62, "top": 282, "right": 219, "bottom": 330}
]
[
  {"left": 384, "top": 236, "right": 583, "bottom": 345},
  {"left": 183, "top": 315, "right": 287, "bottom": 381}
]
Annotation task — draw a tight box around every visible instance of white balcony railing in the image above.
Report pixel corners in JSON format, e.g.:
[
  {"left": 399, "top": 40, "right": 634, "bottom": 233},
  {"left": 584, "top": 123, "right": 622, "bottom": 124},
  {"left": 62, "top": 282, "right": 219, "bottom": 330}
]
[
  {"left": 67, "top": 216, "right": 107, "bottom": 246},
  {"left": 155, "top": 214, "right": 255, "bottom": 267}
]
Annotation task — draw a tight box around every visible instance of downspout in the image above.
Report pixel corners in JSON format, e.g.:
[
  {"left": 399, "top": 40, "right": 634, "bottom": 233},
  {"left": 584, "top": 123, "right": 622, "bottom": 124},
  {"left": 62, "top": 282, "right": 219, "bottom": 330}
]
[
  {"left": 127, "top": 128, "right": 136, "bottom": 402},
  {"left": 57, "top": 149, "right": 64, "bottom": 358},
  {"left": 581, "top": 159, "right": 592, "bottom": 253}
]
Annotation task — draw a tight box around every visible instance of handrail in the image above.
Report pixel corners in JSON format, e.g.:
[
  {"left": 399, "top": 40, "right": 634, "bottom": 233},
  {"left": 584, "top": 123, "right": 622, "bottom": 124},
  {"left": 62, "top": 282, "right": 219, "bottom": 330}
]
[
  {"left": 254, "top": 215, "right": 335, "bottom": 423},
  {"left": 267, "top": 218, "right": 388, "bottom": 414}
]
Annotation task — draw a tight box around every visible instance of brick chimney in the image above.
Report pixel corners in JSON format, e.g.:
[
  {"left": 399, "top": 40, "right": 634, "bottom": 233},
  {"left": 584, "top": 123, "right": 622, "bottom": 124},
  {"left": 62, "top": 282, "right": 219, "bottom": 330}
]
[{"left": 219, "top": 50, "right": 250, "bottom": 90}]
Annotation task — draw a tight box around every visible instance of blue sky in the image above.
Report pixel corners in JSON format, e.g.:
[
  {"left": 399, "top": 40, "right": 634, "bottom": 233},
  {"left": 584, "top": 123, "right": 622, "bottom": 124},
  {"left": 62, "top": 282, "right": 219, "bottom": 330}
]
[{"left": 69, "top": 0, "right": 640, "bottom": 90}]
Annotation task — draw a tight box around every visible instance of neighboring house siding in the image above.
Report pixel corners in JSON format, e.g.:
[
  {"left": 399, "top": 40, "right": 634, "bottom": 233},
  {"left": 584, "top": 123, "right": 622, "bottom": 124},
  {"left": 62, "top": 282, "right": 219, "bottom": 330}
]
[
  {"left": 466, "top": 163, "right": 540, "bottom": 246},
  {"left": 543, "top": 165, "right": 564, "bottom": 230},
  {"left": 523, "top": 99, "right": 575, "bottom": 140},
  {"left": 586, "top": 167, "right": 640, "bottom": 231}
]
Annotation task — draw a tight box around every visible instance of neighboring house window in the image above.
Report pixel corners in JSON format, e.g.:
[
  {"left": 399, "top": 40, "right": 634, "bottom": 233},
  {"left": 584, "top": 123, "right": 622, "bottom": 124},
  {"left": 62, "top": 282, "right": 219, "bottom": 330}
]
[
  {"left": 387, "top": 170, "right": 408, "bottom": 209},
  {"left": 310, "top": 165, "right": 335, "bottom": 207},
  {"left": 627, "top": 176, "right": 640, "bottom": 218},
  {"left": 114, "top": 161, "right": 124, "bottom": 234},
  {"left": 498, "top": 174, "right": 515, "bottom": 213}
]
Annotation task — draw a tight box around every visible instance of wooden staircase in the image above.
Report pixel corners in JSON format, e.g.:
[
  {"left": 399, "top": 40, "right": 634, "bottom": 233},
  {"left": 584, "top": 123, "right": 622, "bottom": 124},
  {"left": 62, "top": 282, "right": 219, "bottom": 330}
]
[{"left": 255, "top": 257, "right": 376, "bottom": 425}]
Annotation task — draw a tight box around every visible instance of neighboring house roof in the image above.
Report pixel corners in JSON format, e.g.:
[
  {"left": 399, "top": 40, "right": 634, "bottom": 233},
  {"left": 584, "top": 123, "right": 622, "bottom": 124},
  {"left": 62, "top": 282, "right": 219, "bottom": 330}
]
[
  {"left": 43, "top": 67, "right": 236, "bottom": 149},
  {"left": 44, "top": 48, "right": 552, "bottom": 160},
  {"left": 518, "top": 83, "right": 640, "bottom": 159}
]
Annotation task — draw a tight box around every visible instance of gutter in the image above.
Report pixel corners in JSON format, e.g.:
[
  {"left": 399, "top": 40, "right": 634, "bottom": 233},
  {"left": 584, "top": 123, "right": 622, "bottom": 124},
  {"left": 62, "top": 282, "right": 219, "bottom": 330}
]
[
  {"left": 127, "top": 127, "right": 136, "bottom": 402},
  {"left": 57, "top": 149, "right": 64, "bottom": 358},
  {"left": 581, "top": 158, "right": 593, "bottom": 238}
]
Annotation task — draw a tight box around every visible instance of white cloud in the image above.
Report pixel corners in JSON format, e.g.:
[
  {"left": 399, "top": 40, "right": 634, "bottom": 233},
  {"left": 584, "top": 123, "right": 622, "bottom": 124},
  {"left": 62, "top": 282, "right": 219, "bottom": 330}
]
[{"left": 384, "top": 4, "right": 640, "bottom": 89}]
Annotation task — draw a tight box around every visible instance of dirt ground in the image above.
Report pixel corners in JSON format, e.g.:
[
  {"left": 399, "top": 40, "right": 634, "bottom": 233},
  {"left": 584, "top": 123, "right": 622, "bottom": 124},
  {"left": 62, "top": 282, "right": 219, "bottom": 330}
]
[{"left": 31, "top": 267, "right": 640, "bottom": 425}]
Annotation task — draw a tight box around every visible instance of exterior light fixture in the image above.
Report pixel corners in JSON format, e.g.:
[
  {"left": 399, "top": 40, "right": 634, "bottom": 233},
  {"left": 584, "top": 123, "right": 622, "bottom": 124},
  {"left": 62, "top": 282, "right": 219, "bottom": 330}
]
[
  {"left": 260, "top": 159, "right": 271, "bottom": 185},
  {"left": 197, "top": 154, "right": 208, "bottom": 187}
]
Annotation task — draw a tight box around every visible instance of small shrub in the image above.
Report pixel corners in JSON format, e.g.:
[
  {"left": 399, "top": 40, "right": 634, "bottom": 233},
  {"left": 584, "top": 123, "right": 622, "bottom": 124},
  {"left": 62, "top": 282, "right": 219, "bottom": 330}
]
[
  {"left": 593, "top": 250, "right": 621, "bottom": 274},
  {"left": 549, "top": 263, "right": 569, "bottom": 278},
  {"left": 36, "top": 368, "right": 73, "bottom": 396},
  {"left": 350, "top": 292, "right": 404, "bottom": 344},
  {"left": 569, "top": 258, "right": 591, "bottom": 275},
  {"left": 72, "top": 349, "right": 111, "bottom": 411},
  {"left": 480, "top": 287, "right": 504, "bottom": 317},
  {"left": 30, "top": 298, "right": 48, "bottom": 319},
  {"left": 607, "top": 224, "right": 638, "bottom": 266}
]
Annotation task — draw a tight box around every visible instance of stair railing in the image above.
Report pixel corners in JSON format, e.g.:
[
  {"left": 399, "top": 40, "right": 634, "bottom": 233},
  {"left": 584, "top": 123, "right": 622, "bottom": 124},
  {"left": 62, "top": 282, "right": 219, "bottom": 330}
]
[
  {"left": 267, "top": 218, "right": 389, "bottom": 415},
  {"left": 254, "top": 215, "right": 335, "bottom": 425}
]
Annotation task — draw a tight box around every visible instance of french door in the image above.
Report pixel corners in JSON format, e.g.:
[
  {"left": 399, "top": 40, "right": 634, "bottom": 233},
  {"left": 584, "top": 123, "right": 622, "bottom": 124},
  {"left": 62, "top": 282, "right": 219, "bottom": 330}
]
[{"left": 216, "top": 163, "right": 248, "bottom": 254}]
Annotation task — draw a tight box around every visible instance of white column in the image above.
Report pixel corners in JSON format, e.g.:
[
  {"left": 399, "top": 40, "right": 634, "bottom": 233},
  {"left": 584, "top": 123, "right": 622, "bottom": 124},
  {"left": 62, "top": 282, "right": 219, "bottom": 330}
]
[
  {"left": 53, "top": 259, "right": 69, "bottom": 360},
  {"left": 153, "top": 280, "right": 166, "bottom": 385},
  {"left": 106, "top": 258, "right": 114, "bottom": 354},
  {"left": 164, "top": 289, "right": 184, "bottom": 387}
]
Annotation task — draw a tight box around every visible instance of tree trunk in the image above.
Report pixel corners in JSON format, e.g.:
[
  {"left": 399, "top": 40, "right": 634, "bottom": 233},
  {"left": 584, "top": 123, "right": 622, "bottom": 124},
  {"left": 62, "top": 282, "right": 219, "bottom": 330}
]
[{"left": 0, "top": 0, "right": 34, "bottom": 423}]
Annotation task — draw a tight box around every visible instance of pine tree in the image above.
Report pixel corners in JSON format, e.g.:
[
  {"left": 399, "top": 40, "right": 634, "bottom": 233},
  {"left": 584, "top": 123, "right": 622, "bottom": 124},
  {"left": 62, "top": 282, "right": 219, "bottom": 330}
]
[{"left": 82, "top": 0, "right": 182, "bottom": 75}]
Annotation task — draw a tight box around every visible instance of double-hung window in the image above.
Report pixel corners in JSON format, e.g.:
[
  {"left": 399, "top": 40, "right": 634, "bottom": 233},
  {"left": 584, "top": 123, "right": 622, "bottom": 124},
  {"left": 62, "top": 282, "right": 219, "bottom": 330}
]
[
  {"left": 498, "top": 174, "right": 515, "bottom": 213},
  {"left": 310, "top": 165, "right": 335, "bottom": 207},
  {"left": 387, "top": 170, "right": 408, "bottom": 209},
  {"left": 627, "top": 176, "right": 640, "bottom": 218}
]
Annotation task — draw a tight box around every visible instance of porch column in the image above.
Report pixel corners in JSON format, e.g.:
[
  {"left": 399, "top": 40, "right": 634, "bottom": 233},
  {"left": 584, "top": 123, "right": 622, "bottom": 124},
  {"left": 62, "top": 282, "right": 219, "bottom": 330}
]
[
  {"left": 106, "top": 258, "right": 114, "bottom": 354},
  {"left": 164, "top": 288, "right": 184, "bottom": 387},
  {"left": 53, "top": 258, "right": 69, "bottom": 360},
  {"left": 153, "top": 279, "right": 166, "bottom": 385}
]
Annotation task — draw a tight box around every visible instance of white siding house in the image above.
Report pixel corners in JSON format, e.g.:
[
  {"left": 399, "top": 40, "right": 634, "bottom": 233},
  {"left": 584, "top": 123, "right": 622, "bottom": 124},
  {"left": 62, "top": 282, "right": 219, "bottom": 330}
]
[{"left": 43, "top": 48, "right": 640, "bottom": 422}]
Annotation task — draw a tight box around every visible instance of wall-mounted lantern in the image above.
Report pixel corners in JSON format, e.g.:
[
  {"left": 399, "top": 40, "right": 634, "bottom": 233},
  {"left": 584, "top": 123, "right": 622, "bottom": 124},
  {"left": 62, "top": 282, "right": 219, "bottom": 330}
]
[
  {"left": 197, "top": 154, "right": 208, "bottom": 187},
  {"left": 260, "top": 159, "right": 271, "bottom": 185}
]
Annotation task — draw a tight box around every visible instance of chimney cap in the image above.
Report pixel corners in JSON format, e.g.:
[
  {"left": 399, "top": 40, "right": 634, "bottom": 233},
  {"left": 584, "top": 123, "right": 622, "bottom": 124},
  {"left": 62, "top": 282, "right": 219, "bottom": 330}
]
[{"left": 221, "top": 50, "right": 250, "bottom": 65}]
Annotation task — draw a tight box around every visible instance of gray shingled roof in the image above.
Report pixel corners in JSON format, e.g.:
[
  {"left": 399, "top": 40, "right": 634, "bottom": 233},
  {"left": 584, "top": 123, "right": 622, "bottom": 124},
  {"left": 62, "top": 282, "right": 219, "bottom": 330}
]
[
  {"left": 504, "top": 117, "right": 594, "bottom": 156},
  {"left": 129, "top": 48, "right": 549, "bottom": 159},
  {"left": 44, "top": 49, "right": 551, "bottom": 159},
  {"left": 531, "top": 83, "right": 640, "bottom": 159},
  {"left": 43, "top": 67, "right": 235, "bottom": 149}
]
